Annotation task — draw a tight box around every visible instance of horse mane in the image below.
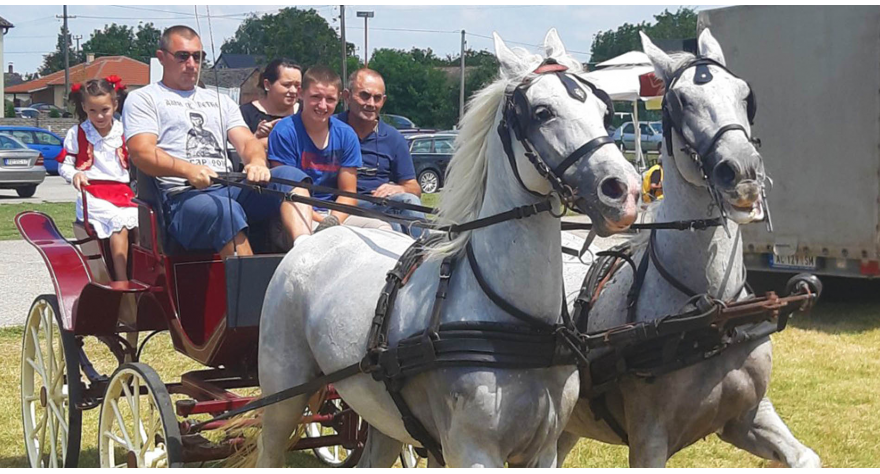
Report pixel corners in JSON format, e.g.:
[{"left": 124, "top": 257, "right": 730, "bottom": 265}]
[{"left": 430, "top": 48, "right": 584, "bottom": 258}]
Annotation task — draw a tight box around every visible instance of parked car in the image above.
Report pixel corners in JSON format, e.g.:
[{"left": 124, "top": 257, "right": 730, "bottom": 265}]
[
  {"left": 612, "top": 121, "right": 663, "bottom": 152},
  {"left": 0, "top": 133, "right": 45, "bottom": 198},
  {"left": 29, "top": 102, "right": 72, "bottom": 118},
  {"left": 0, "top": 126, "right": 64, "bottom": 174},
  {"left": 14, "top": 107, "right": 41, "bottom": 119},
  {"left": 407, "top": 133, "right": 455, "bottom": 194},
  {"left": 383, "top": 114, "right": 437, "bottom": 137}
]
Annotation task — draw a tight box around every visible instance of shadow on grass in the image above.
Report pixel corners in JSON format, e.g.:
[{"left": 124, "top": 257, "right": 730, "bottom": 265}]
[{"left": 748, "top": 272, "right": 880, "bottom": 335}]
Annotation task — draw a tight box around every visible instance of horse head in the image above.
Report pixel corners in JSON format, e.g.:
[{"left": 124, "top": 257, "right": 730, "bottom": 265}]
[
  {"left": 642, "top": 29, "right": 766, "bottom": 225},
  {"left": 493, "top": 29, "right": 641, "bottom": 236}
]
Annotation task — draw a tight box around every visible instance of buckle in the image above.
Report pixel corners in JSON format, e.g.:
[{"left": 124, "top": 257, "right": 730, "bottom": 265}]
[{"left": 439, "top": 261, "right": 452, "bottom": 280}]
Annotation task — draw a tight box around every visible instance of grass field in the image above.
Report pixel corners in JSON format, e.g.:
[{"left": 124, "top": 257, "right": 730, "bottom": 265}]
[
  {"left": 0, "top": 202, "right": 75, "bottom": 240},
  {"left": 0, "top": 297, "right": 876, "bottom": 467},
  {"left": 0, "top": 197, "right": 877, "bottom": 467}
]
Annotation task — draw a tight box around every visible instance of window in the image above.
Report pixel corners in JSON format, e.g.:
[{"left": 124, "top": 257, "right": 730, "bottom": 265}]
[
  {"left": 35, "top": 132, "right": 62, "bottom": 146},
  {"left": 0, "top": 134, "right": 24, "bottom": 149},
  {"left": 410, "top": 139, "right": 432, "bottom": 154},
  {"left": 8, "top": 130, "right": 35, "bottom": 144},
  {"left": 433, "top": 138, "right": 454, "bottom": 154},
  {"left": 639, "top": 123, "right": 653, "bottom": 135},
  {"left": 623, "top": 123, "right": 634, "bottom": 134}
]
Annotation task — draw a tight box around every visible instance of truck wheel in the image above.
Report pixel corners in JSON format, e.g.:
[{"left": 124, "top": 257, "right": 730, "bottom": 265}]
[{"left": 17, "top": 185, "right": 37, "bottom": 198}]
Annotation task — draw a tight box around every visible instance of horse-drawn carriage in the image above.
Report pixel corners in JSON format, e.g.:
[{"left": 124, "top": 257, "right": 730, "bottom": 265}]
[{"left": 16, "top": 170, "right": 371, "bottom": 468}]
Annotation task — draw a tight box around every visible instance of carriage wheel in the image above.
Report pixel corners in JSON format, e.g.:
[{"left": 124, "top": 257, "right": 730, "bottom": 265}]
[
  {"left": 20, "top": 295, "right": 83, "bottom": 468},
  {"left": 97, "top": 363, "right": 183, "bottom": 468},
  {"left": 304, "top": 398, "right": 364, "bottom": 467},
  {"left": 400, "top": 444, "right": 424, "bottom": 468}
]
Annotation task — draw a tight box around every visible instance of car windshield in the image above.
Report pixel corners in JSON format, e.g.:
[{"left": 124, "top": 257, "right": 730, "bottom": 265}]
[
  {"left": 650, "top": 122, "right": 663, "bottom": 134},
  {"left": 0, "top": 133, "right": 27, "bottom": 150}
]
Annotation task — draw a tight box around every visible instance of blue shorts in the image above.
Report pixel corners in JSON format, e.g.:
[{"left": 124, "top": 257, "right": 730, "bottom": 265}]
[{"left": 164, "top": 165, "right": 310, "bottom": 252}]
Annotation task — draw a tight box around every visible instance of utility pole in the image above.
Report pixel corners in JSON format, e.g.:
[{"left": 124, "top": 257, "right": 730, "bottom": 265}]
[
  {"left": 340, "top": 5, "right": 346, "bottom": 85},
  {"left": 459, "top": 30, "right": 466, "bottom": 124},
  {"left": 55, "top": 6, "right": 75, "bottom": 110},
  {"left": 73, "top": 34, "right": 82, "bottom": 52},
  {"left": 356, "top": 11, "right": 374, "bottom": 67}
]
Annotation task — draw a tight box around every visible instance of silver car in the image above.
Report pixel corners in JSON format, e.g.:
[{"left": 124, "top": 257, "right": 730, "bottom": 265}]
[{"left": 0, "top": 133, "right": 45, "bottom": 198}]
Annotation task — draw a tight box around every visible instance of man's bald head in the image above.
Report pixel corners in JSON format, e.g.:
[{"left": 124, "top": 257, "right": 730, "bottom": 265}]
[
  {"left": 347, "top": 68, "right": 385, "bottom": 91},
  {"left": 344, "top": 68, "right": 387, "bottom": 126}
]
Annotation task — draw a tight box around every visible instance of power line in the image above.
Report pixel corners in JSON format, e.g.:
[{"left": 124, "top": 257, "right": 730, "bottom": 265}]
[{"left": 465, "top": 31, "right": 591, "bottom": 57}]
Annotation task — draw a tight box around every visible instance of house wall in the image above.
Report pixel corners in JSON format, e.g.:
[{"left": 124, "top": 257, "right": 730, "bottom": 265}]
[
  {"left": 0, "top": 117, "right": 79, "bottom": 135},
  {"left": 239, "top": 71, "right": 262, "bottom": 105}
]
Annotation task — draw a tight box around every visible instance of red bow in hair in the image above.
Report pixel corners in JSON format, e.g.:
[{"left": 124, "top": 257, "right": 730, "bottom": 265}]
[
  {"left": 71, "top": 83, "right": 82, "bottom": 93},
  {"left": 105, "top": 75, "right": 125, "bottom": 91}
]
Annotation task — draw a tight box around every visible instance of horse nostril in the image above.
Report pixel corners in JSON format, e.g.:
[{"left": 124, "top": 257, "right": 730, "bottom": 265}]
[
  {"left": 714, "top": 161, "right": 738, "bottom": 187},
  {"left": 600, "top": 177, "right": 627, "bottom": 201}
]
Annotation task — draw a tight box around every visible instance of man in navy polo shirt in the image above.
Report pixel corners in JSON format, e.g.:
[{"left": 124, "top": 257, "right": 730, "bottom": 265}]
[{"left": 338, "top": 69, "right": 424, "bottom": 236}]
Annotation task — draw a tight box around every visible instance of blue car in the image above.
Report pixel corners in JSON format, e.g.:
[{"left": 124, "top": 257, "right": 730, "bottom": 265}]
[{"left": 0, "top": 126, "right": 65, "bottom": 174}]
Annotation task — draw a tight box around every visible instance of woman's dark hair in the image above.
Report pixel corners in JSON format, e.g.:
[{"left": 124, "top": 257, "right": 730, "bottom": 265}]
[
  {"left": 68, "top": 78, "right": 127, "bottom": 123},
  {"left": 261, "top": 58, "right": 302, "bottom": 92}
]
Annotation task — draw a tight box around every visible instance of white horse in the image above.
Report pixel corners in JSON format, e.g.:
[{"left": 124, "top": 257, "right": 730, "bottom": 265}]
[
  {"left": 556, "top": 30, "right": 821, "bottom": 468},
  {"left": 255, "top": 29, "right": 641, "bottom": 468}
]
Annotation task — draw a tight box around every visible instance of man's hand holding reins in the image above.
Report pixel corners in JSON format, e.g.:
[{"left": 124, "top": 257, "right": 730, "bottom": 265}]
[
  {"left": 186, "top": 164, "right": 218, "bottom": 189},
  {"left": 243, "top": 162, "right": 272, "bottom": 184}
]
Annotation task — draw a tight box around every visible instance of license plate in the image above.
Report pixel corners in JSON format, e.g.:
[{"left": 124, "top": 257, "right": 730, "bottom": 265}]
[
  {"left": 769, "top": 254, "right": 817, "bottom": 270},
  {"left": 4, "top": 158, "right": 29, "bottom": 166}
]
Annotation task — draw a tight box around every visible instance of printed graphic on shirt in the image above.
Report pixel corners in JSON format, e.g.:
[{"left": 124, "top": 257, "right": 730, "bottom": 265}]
[
  {"left": 301, "top": 150, "right": 342, "bottom": 173},
  {"left": 185, "top": 111, "right": 225, "bottom": 169}
]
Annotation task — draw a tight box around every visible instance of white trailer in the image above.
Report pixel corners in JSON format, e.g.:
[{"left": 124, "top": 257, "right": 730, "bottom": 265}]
[{"left": 698, "top": 6, "right": 880, "bottom": 278}]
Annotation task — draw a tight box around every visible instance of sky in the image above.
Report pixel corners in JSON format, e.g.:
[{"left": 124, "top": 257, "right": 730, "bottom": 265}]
[{"left": 1, "top": 3, "right": 718, "bottom": 76}]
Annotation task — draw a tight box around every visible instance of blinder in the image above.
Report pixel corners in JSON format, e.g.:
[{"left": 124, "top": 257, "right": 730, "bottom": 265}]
[
  {"left": 661, "top": 56, "right": 759, "bottom": 174},
  {"left": 498, "top": 59, "right": 618, "bottom": 207},
  {"left": 509, "top": 73, "right": 614, "bottom": 142}
]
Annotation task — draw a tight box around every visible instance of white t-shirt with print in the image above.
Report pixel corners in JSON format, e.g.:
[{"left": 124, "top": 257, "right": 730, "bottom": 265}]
[{"left": 122, "top": 82, "right": 246, "bottom": 193}]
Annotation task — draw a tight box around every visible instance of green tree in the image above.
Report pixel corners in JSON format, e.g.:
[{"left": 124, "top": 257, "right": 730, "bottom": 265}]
[
  {"left": 82, "top": 22, "right": 162, "bottom": 63},
  {"left": 222, "top": 8, "right": 355, "bottom": 71},
  {"left": 589, "top": 7, "right": 697, "bottom": 64},
  {"left": 38, "top": 29, "right": 83, "bottom": 76},
  {"left": 368, "top": 48, "right": 456, "bottom": 129}
]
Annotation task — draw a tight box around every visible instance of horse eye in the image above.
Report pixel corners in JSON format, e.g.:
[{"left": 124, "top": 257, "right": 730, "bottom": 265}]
[{"left": 534, "top": 106, "right": 554, "bottom": 122}]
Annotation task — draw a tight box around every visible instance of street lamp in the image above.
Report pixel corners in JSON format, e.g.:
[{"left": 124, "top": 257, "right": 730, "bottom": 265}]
[{"left": 356, "top": 11, "right": 374, "bottom": 67}]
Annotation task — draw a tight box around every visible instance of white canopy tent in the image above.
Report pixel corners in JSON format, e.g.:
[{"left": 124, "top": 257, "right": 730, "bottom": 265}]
[{"left": 582, "top": 51, "right": 664, "bottom": 171}]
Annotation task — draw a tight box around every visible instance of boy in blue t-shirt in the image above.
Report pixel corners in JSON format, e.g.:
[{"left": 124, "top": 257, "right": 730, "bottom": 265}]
[{"left": 268, "top": 66, "right": 362, "bottom": 228}]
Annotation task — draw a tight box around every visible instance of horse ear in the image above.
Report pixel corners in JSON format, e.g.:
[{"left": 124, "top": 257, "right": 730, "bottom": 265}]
[
  {"left": 543, "top": 28, "right": 566, "bottom": 59},
  {"left": 494, "top": 32, "right": 524, "bottom": 77},
  {"left": 697, "top": 28, "right": 726, "bottom": 66},
  {"left": 640, "top": 31, "right": 675, "bottom": 84}
]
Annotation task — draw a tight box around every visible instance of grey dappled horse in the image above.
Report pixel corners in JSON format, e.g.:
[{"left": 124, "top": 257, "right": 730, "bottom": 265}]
[
  {"left": 254, "top": 29, "right": 640, "bottom": 468},
  {"left": 556, "top": 30, "right": 820, "bottom": 468}
]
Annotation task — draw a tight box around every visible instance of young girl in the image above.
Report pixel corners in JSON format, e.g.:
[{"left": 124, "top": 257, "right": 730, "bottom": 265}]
[{"left": 58, "top": 76, "right": 136, "bottom": 281}]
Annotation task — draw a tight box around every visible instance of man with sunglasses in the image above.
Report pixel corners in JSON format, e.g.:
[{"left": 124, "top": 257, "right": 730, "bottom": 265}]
[
  {"left": 123, "top": 25, "right": 314, "bottom": 257},
  {"left": 337, "top": 69, "right": 424, "bottom": 236}
]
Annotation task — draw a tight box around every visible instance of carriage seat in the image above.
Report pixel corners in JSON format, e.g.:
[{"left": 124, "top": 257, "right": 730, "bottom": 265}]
[{"left": 133, "top": 167, "right": 215, "bottom": 256}]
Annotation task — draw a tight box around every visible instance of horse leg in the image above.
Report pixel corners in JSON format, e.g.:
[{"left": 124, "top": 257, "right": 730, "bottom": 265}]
[
  {"left": 717, "top": 397, "right": 821, "bottom": 468},
  {"left": 624, "top": 392, "right": 670, "bottom": 468},
  {"left": 356, "top": 426, "right": 404, "bottom": 468},
  {"left": 556, "top": 430, "right": 581, "bottom": 467},
  {"left": 255, "top": 395, "right": 311, "bottom": 468},
  {"left": 442, "top": 429, "right": 504, "bottom": 468}
]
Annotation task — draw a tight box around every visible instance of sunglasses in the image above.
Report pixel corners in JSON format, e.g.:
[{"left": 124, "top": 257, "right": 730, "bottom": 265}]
[
  {"left": 357, "top": 91, "right": 386, "bottom": 103},
  {"left": 163, "top": 49, "right": 206, "bottom": 63}
]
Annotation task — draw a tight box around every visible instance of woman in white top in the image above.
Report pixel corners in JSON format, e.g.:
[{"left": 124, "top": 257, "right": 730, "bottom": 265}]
[{"left": 58, "top": 76, "right": 137, "bottom": 281}]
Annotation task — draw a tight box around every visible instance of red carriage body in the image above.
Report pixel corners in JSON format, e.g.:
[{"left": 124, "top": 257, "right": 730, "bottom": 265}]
[{"left": 15, "top": 172, "right": 369, "bottom": 467}]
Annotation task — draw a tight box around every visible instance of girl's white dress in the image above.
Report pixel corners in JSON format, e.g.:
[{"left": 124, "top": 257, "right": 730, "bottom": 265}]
[{"left": 58, "top": 120, "right": 138, "bottom": 239}]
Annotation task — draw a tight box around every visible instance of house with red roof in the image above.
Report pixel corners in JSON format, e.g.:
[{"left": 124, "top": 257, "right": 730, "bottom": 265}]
[{"left": 5, "top": 55, "right": 149, "bottom": 108}]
